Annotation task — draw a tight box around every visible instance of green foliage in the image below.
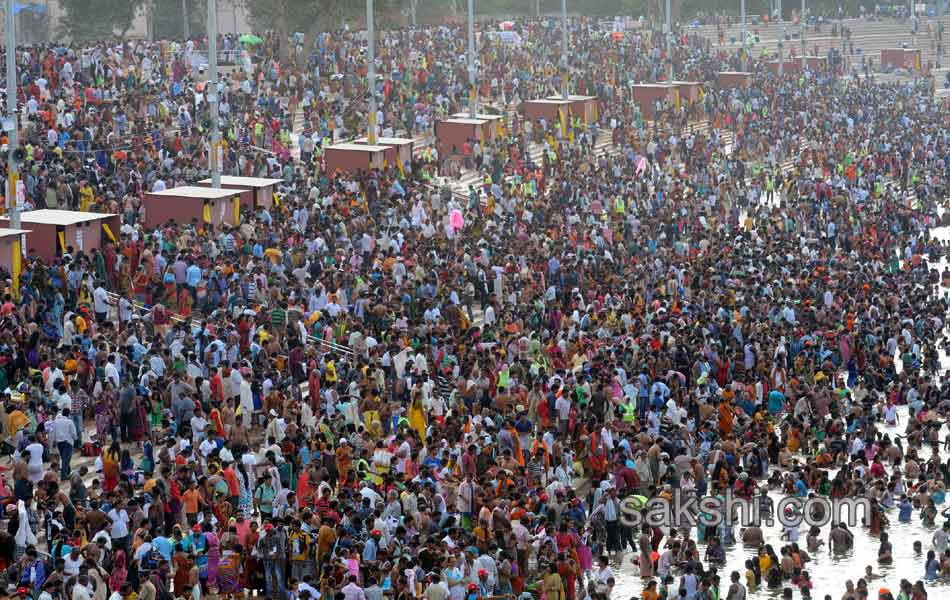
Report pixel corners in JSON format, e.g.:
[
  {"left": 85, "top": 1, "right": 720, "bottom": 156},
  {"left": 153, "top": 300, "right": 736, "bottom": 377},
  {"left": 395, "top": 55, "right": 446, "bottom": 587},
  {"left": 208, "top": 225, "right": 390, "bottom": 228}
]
[
  {"left": 152, "top": 0, "right": 205, "bottom": 40},
  {"left": 241, "top": 0, "right": 363, "bottom": 33},
  {"left": 243, "top": 0, "right": 873, "bottom": 34},
  {"left": 58, "top": 0, "right": 143, "bottom": 40}
]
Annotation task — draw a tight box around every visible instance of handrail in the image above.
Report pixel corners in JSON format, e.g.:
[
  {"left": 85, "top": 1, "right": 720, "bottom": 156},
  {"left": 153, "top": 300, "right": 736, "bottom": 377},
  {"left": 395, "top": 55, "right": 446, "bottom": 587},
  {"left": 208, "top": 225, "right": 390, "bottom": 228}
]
[
  {"left": 107, "top": 290, "right": 356, "bottom": 354},
  {"left": 307, "top": 333, "right": 355, "bottom": 357},
  {"left": 105, "top": 291, "right": 190, "bottom": 325}
]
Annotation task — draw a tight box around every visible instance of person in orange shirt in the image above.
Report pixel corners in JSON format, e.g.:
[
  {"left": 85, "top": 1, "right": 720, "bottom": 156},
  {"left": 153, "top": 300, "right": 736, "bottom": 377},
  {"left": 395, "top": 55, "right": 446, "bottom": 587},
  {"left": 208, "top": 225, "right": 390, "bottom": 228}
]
[
  {"left": 641, "top": 580, "right": 659, "bottom": 600},
  {"left": 182, "top": 480, "right": 206, "bottom": 526}
]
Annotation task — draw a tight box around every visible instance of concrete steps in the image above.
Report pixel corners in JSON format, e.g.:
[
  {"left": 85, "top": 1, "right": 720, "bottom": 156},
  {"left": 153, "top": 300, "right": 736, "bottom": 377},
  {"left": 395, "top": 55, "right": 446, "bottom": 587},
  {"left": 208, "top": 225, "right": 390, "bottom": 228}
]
[{"left": 698, "top": 15, "right": 950, "bottom": 73}]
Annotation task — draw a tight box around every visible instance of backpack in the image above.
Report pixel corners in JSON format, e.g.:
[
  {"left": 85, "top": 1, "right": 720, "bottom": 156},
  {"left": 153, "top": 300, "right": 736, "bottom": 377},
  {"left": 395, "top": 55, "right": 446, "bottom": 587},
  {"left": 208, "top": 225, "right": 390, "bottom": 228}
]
[{"left": 142, "top": 547, "right": 162, "bottom": 571}]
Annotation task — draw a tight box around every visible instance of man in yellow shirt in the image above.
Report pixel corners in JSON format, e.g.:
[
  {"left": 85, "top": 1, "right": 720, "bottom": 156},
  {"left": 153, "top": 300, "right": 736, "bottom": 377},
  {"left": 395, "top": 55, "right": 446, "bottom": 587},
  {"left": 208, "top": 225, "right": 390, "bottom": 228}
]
[
  {"left": 7, "top": 403, "right": 30, "bottom": 440},
  {"left": 79, "top": 181, "right": 95, "bottom": 212},
  {"left": 288, "top": 523, "right": 314, "bottom": 580}
]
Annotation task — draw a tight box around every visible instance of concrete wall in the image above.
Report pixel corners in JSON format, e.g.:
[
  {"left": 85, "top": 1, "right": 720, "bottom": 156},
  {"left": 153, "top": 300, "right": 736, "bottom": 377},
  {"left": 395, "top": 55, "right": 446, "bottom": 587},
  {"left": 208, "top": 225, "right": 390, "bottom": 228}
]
[
  {"left": 0, "top": 219, "right": 54, "bottom": 263},
  {"left": 143, "top": 194, "right": 203, "bottom": 229},
  {"left": 0, "top": 236, "right": 17, "bottom": 275},
  {"left": 2, "top": 0, "right": 252, "bottom": 43}
]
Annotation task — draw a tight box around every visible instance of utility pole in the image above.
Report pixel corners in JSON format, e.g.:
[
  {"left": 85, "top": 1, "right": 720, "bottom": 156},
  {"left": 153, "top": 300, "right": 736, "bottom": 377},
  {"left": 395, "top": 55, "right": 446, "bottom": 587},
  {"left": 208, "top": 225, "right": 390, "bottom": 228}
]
[
  {"left": 467, "top": 0, "right": 476, "bottom": 118},
  {"left": 208, "top": 0, "right": 220, "bottom": 187},
  {"left": 665, "top": 0, "right": 673, "bottom": 82},
  {"left": 909, "top": 0, "right": 916, "bottom": 49},
  {"left": 182, "top": 0, "right": 190, "bottom": 39},
  {"left": 740, "top": 0, "right": 747, "bottom": 71},
  {"left": 801, "top": 0, "right": 807, "bottom": 70},
  {"left": 367, "top": 0, "right": 377, "bottom": 144},
  {"left": 146, "top": 0, "right": 155, "bottom": 42},
  {"left": 6, "top": 0, "right": 20, "bottom": 230},
  {"left": 778, "top": 0, "right": 784, "bottom": 77},
  {"left": 560, "top": 0, "right": 568, "bottom": 100}
]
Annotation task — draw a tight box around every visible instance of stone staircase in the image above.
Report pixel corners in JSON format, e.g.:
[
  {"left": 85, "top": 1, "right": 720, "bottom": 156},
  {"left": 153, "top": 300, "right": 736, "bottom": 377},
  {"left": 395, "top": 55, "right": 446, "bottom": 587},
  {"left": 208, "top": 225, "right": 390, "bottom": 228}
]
[{"left": 695, "top": 15, "right": 950, "bottom": 72}]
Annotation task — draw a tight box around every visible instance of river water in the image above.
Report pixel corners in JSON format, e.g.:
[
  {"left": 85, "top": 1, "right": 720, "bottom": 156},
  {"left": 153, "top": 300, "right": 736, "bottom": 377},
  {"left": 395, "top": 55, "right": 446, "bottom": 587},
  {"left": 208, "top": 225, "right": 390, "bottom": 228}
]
[{"left": 611, "top": 225, "right": 950, "bottom": 599}]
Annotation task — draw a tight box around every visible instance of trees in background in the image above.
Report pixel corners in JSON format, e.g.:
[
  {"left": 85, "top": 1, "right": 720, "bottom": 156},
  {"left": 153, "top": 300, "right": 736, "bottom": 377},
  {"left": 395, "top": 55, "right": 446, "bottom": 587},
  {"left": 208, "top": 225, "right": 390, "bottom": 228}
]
[{"left": 58, "top": 0, "right": 143, "bottom": 40}]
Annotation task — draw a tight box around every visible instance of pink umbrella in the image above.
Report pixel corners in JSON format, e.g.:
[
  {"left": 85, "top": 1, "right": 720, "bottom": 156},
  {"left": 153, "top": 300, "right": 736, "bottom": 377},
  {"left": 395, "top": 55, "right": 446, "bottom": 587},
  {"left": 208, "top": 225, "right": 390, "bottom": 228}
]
[
  {"left": 665, "top": 370, "right": 686, "bottom": 383},
  {"left": 500, "top": 21, "right": 515, "bottom": 31}
]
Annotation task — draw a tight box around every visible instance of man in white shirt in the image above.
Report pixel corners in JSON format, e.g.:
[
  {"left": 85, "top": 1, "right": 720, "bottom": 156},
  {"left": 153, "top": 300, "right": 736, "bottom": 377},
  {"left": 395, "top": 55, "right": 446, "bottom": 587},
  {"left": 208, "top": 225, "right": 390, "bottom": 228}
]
[
  {"left": 190, "top": 412, "right": 209, "bottom": 442},
  {"left": 199, "top": 437, "right": 218, "bottom": 460},
  {"left": 92, "top": 282, "right": 111, "bottom": 322},
  {"left": 45, "top": 365, "right": 64, "bottom": 394},
  {"left": 104, "top": 356, "right": 120, "bottom": 388},
  {"left": 64, "top": 547, "right": 84, "bottom": 577},
  {"left": 23, "top": 436, "right": 45, "bottom": 477},
  {"left": 423, "top": 574, "right": 450, "bottom": 600},
  {"left": 342, "top": 576, "right": 366, "bottom": 600},
  {"left": 555, "top": 394, "right": 572, "bottom": 434},
  {"left": 71, "top": 574, "right": 92, "bottom": 600},
  {"left": 51, "top": 408, "right": 78, "bottom": 480},
  {"left": 53, "top": 382, "right": 72, "bottom": 412},
  {"left": 359, "top": 482, "right": 384, "bottom": 508},
  {"left": 108, "top": 503, "right": 131, "bottom": 551}
]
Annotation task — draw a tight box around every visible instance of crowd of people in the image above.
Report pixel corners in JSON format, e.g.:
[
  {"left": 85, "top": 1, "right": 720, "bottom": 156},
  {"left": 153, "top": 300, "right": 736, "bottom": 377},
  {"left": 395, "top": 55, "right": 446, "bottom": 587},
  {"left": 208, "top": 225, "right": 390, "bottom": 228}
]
[{"left": 0, "top": 11, "right": 948, "bottom": 600}]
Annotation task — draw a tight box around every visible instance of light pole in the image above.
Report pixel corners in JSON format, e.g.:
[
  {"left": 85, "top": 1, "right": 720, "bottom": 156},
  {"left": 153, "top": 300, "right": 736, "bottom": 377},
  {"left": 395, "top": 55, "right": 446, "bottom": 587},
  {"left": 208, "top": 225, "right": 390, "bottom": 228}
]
[
  {"left": 468, "top": 0, "right": 476, "bottom": 118},
  {"left": 909, "top": 0, "right": 916, "bottom": 49},
  {"left": 740, "top": 0, "right": 747, "bottom": 71},
  {"left": 367, "top": 0, "right": 377, "bottom": 144},
  {"left": 561, "top": 0, "right": 568, "bottom": 100},
  {"left": 182, "top": 0, "right": 190, "bottom": 39},
  {"left": 801, "top": 0, "right": 806, "bottom": 71},
  {"left": 778, "top": 0, "right": 784, "bottom": 77},
  {"left": 6, "top": 0, "right": 20, "bottom": 230},
  {"left": 208, "top": 0, "right": 220, "bottom": 187},
  {"left": 665, "top": 0, "right": 673, "bottom": 83}
]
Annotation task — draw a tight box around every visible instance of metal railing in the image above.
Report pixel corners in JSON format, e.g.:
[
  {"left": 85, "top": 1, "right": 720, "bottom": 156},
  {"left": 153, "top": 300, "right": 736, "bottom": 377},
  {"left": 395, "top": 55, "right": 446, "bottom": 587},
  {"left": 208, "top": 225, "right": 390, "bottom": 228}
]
[{"left": 105, "top": 290, "right": 355, "bottom": 356}]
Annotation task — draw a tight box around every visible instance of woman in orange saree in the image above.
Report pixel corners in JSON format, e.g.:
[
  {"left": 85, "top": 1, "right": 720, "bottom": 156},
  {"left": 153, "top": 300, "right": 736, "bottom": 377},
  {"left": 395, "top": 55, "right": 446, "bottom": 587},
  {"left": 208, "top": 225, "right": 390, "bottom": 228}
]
[
  {"left": 102, "top": 440, "right": 121, "bottom": 492},
  {"left": 589, "top": 429, "right": 607, "bottom": 481}
]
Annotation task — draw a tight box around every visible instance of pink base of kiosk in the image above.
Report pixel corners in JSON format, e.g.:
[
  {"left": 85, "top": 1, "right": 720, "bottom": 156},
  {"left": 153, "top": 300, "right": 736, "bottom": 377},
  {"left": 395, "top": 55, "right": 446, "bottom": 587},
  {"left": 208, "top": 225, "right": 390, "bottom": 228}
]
[{"left": 324, "top": 143, "right": 388, "bottom": 174}]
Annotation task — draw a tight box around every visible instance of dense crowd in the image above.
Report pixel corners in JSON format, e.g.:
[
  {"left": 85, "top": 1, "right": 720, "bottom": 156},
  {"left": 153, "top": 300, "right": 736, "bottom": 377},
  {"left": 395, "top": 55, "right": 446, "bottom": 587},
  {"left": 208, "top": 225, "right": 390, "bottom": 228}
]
[{"left": 0, "top": 11, "right": 949, "bottom": 600}]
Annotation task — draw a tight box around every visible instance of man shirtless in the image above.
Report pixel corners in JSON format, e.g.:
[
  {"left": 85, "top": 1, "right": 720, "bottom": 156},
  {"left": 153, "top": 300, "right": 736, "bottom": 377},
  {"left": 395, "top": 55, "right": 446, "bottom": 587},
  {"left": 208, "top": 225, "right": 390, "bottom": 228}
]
[
  {"left": 840, "top": 580, "right": 858, "bottom": 600},
  {"left": 740, "top": 525, "right": 764, "bottom": 546},
  {"left": 829, "top": 522, "right": 854, "bottom": 553}
]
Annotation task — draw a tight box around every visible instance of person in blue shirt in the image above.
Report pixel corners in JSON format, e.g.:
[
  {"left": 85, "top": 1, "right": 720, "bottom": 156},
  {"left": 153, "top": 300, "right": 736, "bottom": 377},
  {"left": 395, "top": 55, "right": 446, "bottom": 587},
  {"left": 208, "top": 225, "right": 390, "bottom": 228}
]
[
  {"left": 131, "top": 340, "right": 149, "bottom": 363},
  {"left": 637, "top": 371, "right": 650, "bottom": 419},
  {"left": 421, "top": 452, "right": 442, "bottom": 470},
  {"left": 16, "top": 548, "right": 47, "bottom": 593},
  {"left": 362, "top": 530, "right": 380, "bottom": 563},
  {"left": 151, "top": 534, "right": 174, "bottom": 562},
  {"left": 897, "top": 496, "right": 914, "bottom": 523},
  {"left": 186, "top": 262, "right": 202, "bottom": 289},
  {"left": 794, "top": 474, "right": 809, "bottom": 498},
  {"left": 925, "top": 549, "right": 940, "bottom": 580}
]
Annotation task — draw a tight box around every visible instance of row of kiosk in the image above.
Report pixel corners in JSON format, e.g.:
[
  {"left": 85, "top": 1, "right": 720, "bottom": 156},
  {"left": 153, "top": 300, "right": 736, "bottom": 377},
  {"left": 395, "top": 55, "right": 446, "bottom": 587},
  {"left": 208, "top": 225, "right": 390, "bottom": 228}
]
[
  {"left": 312, "top": 47, "right": 927, "bottom": 174},
  {"left": 760, "top": 48, "right": 922, "bottom": 76},
  {"left": 0, "top": 51, "right": 923, "bottom": 278},
  {"left": 0, "top": 176, "right": 284, "bottom": 275}
]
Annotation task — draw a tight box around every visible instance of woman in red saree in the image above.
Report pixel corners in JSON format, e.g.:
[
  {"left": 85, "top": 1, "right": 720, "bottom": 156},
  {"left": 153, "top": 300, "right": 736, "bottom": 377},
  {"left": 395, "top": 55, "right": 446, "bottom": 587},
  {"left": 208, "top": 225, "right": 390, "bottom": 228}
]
[
  {"left": 538, "top": 394, "right": 552, "bottom": 430},
  {"left": 131, "top": 266, "right": 151, "bottom": 304},
  {"left": 102, "top": 440, "right": 121, "bottom": 492},
  {"left": 209, "top": 406, "right": 227, "bottom": 439},
  {"left": 589, "top": 429, "right": 607, "bottom": 481},
  {"left": 178, "top": 288, "right": 194, "bottom": 317}
]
